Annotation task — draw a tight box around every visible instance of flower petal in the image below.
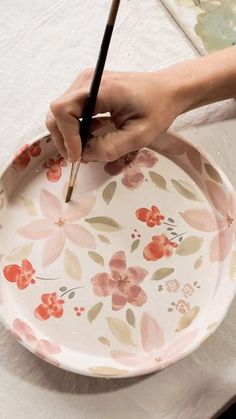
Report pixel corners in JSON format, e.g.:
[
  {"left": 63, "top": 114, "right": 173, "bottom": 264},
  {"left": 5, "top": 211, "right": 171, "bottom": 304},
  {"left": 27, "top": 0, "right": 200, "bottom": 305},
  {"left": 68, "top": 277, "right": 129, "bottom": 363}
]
[
  {"left": 205, "top": 180, "right": 228, "bottom": 216},
  {"left": 160, "top": 329, "right": 199, "bottom": 361},
  {"left": 42, "top": 229, "right": 65, "bottom": 267},
  {"left": 126, "top": 267, "right": 148, "bottom": 285},
  {"left": 64, "top": 194, "right": 96, "bottom": 221},
  {"left": 186, "top": 147, "right": 202, "bottom": 174},
  {"left": 134, "top": 149, "right": 158, "bottom": 168},
  {"left": 128, "top": 285, "right": 147, "bottom": 307},
  {"left": 112, "top": 290, "right": 128, "bottom": 311},
  {"left": 22, "top": 259, "right": 34, "bottom": 275},
  {"left": 122, "top": 166, "right": 144, "bottom": 189},
  {"left": 141, "top": 312, "right": 165, "bottom": 353},
  {"left": 40, "top": 189, "right": 62, "bottom": 220},
  {"left": 17, "top": 219, "right": 55, "bottom": 239},
  {"left": 64, "top": 224, "right": 96, "bottom": 249},
  {"left": 109, "top": 251, "right": 127, "bottom": 279},
  {"left": 91, "top": 273, "right": 115, "bottom": 296},
  {"left": 135, "top": 208, "right": 150, "bottom": 222},
  {"left": 3, "top": 264, "right": 21, "bottom": 283},
  {"left": 104, "top": 158, "right": 125, "bottom": 176},
  {"left": 35, "top": 339, "right": 61, "bottom": 355},
  {"left": 111, "top": 349, "right": 151, "bottom": 368},
  {"left": 12, "top": 319, "right": 37, "bottom": 344},
  {"left": 180, "top": 208, "right": 223, "bottom": 232},
  {"left": 34, "top": 304, "right": 51, "bottom": 320},
  {"left": 210, "top": 228, "right": 234, "bottom": 262}
]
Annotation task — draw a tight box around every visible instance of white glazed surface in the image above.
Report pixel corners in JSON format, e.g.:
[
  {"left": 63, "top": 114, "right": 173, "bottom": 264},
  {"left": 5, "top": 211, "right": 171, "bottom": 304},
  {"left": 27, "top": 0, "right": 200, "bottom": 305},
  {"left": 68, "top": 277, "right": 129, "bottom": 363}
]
[{"left": 0, "top": 0, "right": 236, "bottom": 418}]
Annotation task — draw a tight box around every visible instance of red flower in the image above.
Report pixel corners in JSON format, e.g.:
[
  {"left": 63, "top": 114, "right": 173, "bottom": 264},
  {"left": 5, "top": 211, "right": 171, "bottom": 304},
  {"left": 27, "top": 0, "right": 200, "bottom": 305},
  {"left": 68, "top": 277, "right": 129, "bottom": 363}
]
[
  {"left": 136, "top": 205, "right": 165, "bottom": 227},
  {"left": 43, "top": 156, "right": 67, "bottom": 182},
  {"left": 12, "top": 141, "right": 42, "bottom": 171},
  {"left": 143, "top": 234, "right": 177, "bottom": 261},
  {"left": 34, "top": 292, "right": 65, "bottom": 320},
  {"left": 3, "top": 259, "right": 36, "bottom": 290}
]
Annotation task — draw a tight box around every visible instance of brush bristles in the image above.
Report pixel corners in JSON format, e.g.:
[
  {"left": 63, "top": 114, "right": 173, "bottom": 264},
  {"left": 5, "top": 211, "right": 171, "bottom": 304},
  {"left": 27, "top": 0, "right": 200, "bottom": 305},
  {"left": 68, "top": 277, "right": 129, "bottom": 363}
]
[{"left": 65, "top": 186, "right": 74, "bottom": 203}]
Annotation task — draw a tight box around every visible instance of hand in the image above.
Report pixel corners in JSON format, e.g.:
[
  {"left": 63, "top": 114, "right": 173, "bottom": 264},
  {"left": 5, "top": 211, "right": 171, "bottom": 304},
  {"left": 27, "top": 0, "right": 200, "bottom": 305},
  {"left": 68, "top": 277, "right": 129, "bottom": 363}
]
[{"left": 45, "top": 68, "right": 187, "bottom": 162}]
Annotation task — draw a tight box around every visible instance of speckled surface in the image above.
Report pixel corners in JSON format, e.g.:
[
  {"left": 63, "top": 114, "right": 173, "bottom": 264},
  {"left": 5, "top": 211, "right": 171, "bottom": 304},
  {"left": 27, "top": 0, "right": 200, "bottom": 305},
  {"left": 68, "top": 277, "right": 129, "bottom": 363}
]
[{"left": 0, "top": 0, "right": 235, "bottom": 418}]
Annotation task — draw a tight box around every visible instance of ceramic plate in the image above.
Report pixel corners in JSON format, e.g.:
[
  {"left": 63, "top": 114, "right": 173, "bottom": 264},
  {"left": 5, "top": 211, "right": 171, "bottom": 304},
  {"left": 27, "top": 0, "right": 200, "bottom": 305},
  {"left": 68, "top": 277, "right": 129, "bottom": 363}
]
[{"left": 0, "top": 131, "right": 236, "bottom": 378}]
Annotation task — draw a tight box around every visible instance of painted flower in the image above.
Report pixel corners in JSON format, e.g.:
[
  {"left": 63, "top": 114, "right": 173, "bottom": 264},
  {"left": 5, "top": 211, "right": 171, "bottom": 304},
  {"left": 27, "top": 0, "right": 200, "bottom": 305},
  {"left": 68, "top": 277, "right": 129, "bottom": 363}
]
[
  {"left": 165, "top": 279, "right": 180, "bottom": 293},
  {"left": 91, "top": 251, "right": 148, "bottom": 310},
  {"left": 136, "top": 205, "right": 165, "bottom": 227},
  {"left": 3, "top": 259, "right": 36, "bottom": 290},
  {"left": 34, "top": 292, "right": 65, "bottom": 320},
  {"left": 12, "top": 141, "right": 42, "bottom": 171},
  {"left": 182, "top": 283, "right": 194, "bottom": 298},
  {"left": 12, "top": 319, "right": 61, "bottom": 366},
  {"left": 111, "top": 312, "right": 198, "bottom": 373},
  {"left": 176, "top": 300, "right": 190, "bottom": 314},
  {"left": 43, "top": 156, "right": 67, "bottom": 182},
  {"left": 180, "top": 180, "right": 236, "bottom": 261},
  {"left": 18, "top": 189, "right": 96, "bottom": 266},
  {"left": 104, "top": 149, "right": 158, "bottom": 189},
  {"left": 143, "top": 234, "right": 178, "bottom": 261}
]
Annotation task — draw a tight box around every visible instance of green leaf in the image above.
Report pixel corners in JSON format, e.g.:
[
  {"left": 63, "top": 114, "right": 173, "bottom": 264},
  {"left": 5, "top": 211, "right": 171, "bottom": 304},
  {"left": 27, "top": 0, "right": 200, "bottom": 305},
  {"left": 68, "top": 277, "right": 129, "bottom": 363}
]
[
  {"left": 68, "top": 291, "right": 75, "bottom": 299},
  {"left": 87, "top": 302, "right": 103, "bottom": 324},
  {"left": 97, "top": 234, "right": 111, "bottom": 244},
  {"left": 151, "top": 267, "right": 174, "bottom": 281},
  {"left": 64, "top": 248, "right": 81, "bottom": 280},
  {"left": 88, "top": 251, "right": 104, "bottom": 266},
  {"left": 176, "top": 236, "right": 203, "bottom": 256},
  {"left": 176, "top": 306, "right": 200, "bottom": 332},
  {"left": 20, "top": 197, "right": 38, "bottom": 216},
  {"left": 194, "top": 255, "right": 203, "bottom": 270},
  {"left": 107, "top": 317, "right": 135, "bottom": 346},
  {"left": 149, "top": 171, "right": 167, "bottom": 190},
  {"left": 7, "top": 243, "right": 33, "bottom": 262},
  {"left": 102, "top": 181, "right": 117, "bottom": 205},
  {"left": 88, "top": 366, "right": 128, "bottom": 377},
  {"left": 85, "top": 217, "right": 122, "bottom": 232},
  {"left": 131, "top": 239, "right": 140, "bottom": 253},
  {"left": 126, "top": 309, "right": 136, "bottom": 328},
  {"left": 204, "top": 163, "right": 222, "bottom": 183},
  {"left": 98, "top": 336, "right": 111, "bottom": 346},
  {"left": 171, "top": 179, "right": 203, "bottom": 202},
  {"left": 59, "top": 287, "right": 67, "bottom": 292},
  {"left": 229, "top": 250, "right": 236, "bottom": 280}
]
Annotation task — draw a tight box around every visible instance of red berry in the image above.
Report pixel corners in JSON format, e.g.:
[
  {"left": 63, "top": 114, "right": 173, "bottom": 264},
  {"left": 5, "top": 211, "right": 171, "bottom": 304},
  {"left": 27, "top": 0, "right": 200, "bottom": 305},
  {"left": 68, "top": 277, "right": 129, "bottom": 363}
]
[
  {"left": 80, "top": 307, "right": 85, "bottom": 312},
  {"left": 76, "top": 312, "right": 81, "bottom": 316},
  {"left": 74, "top": 306, "right": 79, "bottom": 312}
]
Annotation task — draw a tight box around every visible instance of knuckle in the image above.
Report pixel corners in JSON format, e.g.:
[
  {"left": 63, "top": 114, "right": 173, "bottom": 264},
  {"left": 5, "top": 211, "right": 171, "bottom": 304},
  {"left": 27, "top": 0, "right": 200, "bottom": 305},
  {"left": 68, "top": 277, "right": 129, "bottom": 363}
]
[
  {"left": 50, "top": 99, "right": 64, "bottom": 116},
  {"left": 81, "top": 67, "right": 94, "bottom": 79},
  {"left": 45, "top": 113, "right": 57, "bottom": 132}
]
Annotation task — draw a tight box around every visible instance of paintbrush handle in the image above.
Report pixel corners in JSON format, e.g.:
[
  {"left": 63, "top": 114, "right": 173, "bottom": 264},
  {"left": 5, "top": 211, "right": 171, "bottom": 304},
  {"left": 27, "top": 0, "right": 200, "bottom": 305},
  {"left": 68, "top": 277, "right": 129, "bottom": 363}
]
[{"left": 80, "top": 0, "right": 120, "bottom": 148}]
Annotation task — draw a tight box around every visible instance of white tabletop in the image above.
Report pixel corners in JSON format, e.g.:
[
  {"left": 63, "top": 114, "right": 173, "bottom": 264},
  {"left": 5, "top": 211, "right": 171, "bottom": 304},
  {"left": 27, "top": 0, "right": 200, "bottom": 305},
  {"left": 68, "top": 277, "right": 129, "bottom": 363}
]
[{"left": 0, "top": 1, "right": 235, "bottom": 418}]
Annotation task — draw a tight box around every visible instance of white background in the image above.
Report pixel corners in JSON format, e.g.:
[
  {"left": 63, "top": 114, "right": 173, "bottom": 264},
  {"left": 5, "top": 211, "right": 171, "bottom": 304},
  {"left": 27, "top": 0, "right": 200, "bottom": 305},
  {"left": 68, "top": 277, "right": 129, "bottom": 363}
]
[{"left": 0, "top": 1, "right": 235, "bottom": 418}]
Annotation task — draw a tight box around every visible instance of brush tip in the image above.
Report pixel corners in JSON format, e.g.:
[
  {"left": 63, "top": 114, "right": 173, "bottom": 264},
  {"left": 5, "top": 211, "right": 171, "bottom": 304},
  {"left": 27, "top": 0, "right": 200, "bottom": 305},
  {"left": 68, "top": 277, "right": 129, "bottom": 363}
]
[{"left": 65, "top": 186, "right": 73, "bottom": 203}]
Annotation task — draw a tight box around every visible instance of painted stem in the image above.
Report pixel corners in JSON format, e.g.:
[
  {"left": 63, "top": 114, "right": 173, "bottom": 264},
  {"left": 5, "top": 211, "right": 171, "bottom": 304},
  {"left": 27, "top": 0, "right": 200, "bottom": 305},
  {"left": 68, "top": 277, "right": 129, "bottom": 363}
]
[
  {"left": 163, "top": 222, "right": 177, "bottom": 227},
  {"left": 169, "top": 232, "right": 187, "bottom": 242},
  {"left": 60, "top": 286, "right": 84, "bottom": 297},
  {"left": 36, "top": 276, "right": 61, "bottom": 280}
]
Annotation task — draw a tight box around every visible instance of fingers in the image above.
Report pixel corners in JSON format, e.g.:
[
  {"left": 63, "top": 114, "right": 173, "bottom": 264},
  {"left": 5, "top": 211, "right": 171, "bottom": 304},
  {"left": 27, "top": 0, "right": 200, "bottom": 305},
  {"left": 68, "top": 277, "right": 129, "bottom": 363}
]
[
  {"left": 82, "top": 121, "right": 151, "bottom": 162},
  {"left": 45, "top": 112, "right": 67, "bottom": 159},
  {"left": 50, "top": 91, "right": 87, "bottom": 162}
]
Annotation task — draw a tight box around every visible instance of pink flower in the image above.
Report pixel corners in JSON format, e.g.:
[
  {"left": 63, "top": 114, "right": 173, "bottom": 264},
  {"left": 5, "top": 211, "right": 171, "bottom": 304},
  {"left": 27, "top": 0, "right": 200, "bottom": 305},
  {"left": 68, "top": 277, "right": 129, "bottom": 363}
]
[
  {"left": 12, "top": 141, "right": 42, "bottom": 171},
  {"left": 176, "top": 300, "right": 190, "bottom": 314},
  {"left": 111, "top": 312, "right": 199, "bottom": 373},
  {"left": 91, "top": 251, "right": 148, "bottom": 310},
  {"left": 165, "top": 279, "right": 180, "bottom": 293},
  {"left": 12, "top": 319, "right": 61, "bottom": 367},
  {"left": 34, "top": 292, "right": 65, "bottom": 320},
  {"left": 3, "top": 259, "right": 36, "bottom": 290},
  {"left": 180, "top": 180, "right": 236, "bottom": 262},
  {"left": 104, "top": 149, "right": 158, "bottom": 189},
  {"left": 18, "top": 189, "right": 96, "bottom": 267},
  {"left": 182, "top": 283, "right": 194, "bottom": 298}
]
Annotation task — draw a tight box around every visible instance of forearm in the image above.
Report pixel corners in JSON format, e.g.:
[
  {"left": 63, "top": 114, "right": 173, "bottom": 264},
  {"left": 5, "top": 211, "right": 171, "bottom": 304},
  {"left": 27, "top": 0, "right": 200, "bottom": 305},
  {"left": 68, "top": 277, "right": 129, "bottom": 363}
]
[{"left": 159, "top": 46, "right": 236, "bottom": 114}]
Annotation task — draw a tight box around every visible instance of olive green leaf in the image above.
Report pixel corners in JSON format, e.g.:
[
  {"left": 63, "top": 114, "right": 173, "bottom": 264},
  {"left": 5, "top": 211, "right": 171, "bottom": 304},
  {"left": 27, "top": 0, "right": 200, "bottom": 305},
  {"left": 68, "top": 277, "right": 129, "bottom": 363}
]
[
  {"left": 102, "top": 181, "right": 117, "bottom": 205},
  {"left": 7, "top": 243, "right": 33, "bottom": 262},
  {"left": 171, "top": 179, "right": 203, "bottom": 202},
  {"left": 176, "top": 306, "right": 200, "bottom": 332},
  {"left": 64, "top": 248, "right": 81, "bottom": 280},
  {"left": 176, "top": 236, "right": 203, "bottom": 256},
  {"left": 107, "top": 317, "right": 135, "bottom": 346},
  {"left": 87, "top": 302, "right": 103, "bottom": 324},
  {"left": 149, "top": 171, "right": 167, "bottom": 190},
  {"left": 85, "top": 217, "right": 122, "bottom": 232},
  {"left": 151, "top": 267, "right": 174, "bottom": 281},
  {"left": 88, "top": 251, "right": 104, "bottom": 266}
]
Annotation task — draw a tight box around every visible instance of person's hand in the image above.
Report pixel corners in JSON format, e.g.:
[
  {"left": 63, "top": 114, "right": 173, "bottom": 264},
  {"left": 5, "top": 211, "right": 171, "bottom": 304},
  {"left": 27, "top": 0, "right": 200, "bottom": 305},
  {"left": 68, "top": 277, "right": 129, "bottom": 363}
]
[{"left": 45, "top": 68, "right": 187, "bottom": 163}]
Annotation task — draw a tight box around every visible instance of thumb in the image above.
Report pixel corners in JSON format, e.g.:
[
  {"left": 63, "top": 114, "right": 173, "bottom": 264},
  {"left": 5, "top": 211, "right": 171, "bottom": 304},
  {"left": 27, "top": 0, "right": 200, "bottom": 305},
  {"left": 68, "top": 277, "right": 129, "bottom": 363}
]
[{"left": 82, "top": 123, "right": 147, "bottom": 162}]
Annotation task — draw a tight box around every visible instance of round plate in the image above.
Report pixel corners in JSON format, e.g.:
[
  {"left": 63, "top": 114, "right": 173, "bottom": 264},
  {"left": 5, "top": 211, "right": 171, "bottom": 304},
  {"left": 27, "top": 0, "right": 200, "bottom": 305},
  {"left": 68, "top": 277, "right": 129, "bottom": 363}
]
[{"left": 0, "top": 131, "right": 236, "bottom": 378}]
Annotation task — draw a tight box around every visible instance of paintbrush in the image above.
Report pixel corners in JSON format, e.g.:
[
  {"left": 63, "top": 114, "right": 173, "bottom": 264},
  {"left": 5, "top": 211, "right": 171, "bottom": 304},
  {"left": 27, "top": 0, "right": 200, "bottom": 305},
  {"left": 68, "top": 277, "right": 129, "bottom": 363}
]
[{"left": 65, "top": 0, "right": 121, "bottom": 203}]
